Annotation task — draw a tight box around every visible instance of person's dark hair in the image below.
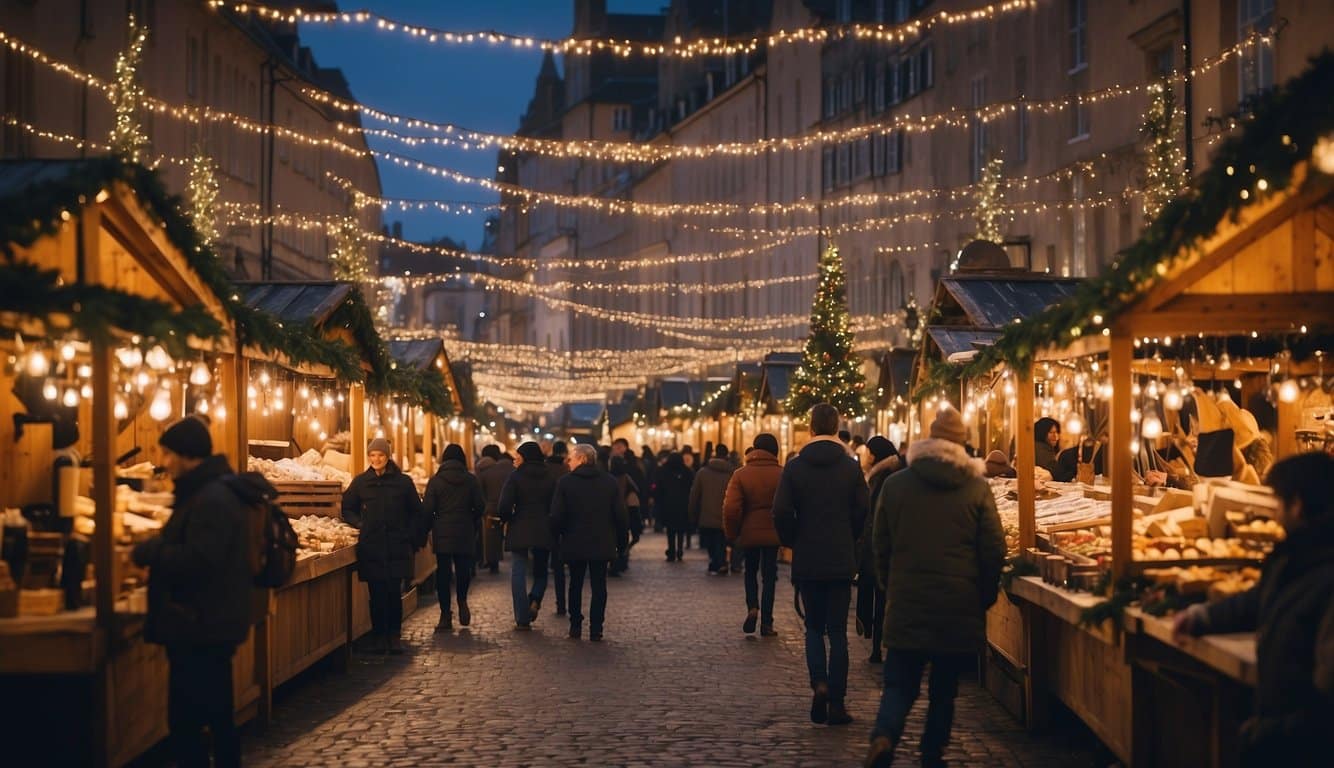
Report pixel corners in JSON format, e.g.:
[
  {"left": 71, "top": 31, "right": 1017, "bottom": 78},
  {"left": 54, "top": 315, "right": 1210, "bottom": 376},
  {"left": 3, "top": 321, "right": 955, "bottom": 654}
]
[
  {"left": 1034, "top": 417, "right": 1061, "bottom": 445},
  {"left": 837, "top": 429, "right": 851, "bottom": 444},
  {"left": 441, "top": 443, "right": 467, "bottom": 464},
  {"left": 596, "top": 444, "right": 612, "bottom": 469},
  {"left": 481, "top": 444, "right": 501, "bottom": 460},
  {"left": 753, "top": 433, "right": 780, "bottom": 456},
  {"left": 613, "top": 437, "right": 630, "bottom": 449},
  {"left": 715, "top": 444, "right": 729, "bottom": 459},
  {"left": 681, "top": 444, "right": 694, "bottom": 455},
  {"left": 1265, "top": 452, "right": 1332, "bottom": 524},
  {"left": 810, "top": 403, "right": 840, "bottom": 436},
  {"left": 550, "top": 440, "right": 568, "bottom": 457}
]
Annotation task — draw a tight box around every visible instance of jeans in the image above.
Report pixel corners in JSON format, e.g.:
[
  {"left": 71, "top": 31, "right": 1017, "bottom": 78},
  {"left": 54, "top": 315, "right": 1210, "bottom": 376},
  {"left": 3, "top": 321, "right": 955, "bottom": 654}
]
[
  {"left": 366, "top": 578, "right": 402, "bottom": 638},
  {"left": 700, "top": 527, "right": 726, "bottom": 571},
  {"left": 552, "top": 551, "right": 566, "bottom": 612},
  {"left": 871, "top": 650, "right": 970, "bottom": 762},
  {"left": 665, "top": 528, "right": 686, "bottom": 559},
  {"left": 435, "top": 553, "right": 474, "bottom": 618},
  {"left": 730, "top": 540, "right": 745, "bottom": 573},
  {"left": 799, "top": 580, "right": 852, "bottom": 704},
  {"left": 566, "top": 559, "right": 609, "bottom": 633},
  {"left": 743, "top": 546, "right": 779, "bottom": 626},
  {"left": 510, "top": 548, "right": 550, "bottom": 624},
  {"left": 167, "top": 645, "right": 239, "bottom": 768}
]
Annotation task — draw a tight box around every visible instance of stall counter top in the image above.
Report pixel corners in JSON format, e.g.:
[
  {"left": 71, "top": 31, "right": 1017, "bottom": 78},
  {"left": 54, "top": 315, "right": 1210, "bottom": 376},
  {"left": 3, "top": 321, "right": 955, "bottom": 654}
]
[
  {"left": 1007, "top": 576, "right": 1118, "bottom": 644},
  {"left": 1124, "top": 606, "right": 1257, "bottom": 686}
]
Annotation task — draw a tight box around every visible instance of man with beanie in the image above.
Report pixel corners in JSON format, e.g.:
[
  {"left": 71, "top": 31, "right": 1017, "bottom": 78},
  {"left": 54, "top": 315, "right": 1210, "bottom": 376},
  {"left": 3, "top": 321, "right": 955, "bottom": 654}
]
[
  {"left": 865, "top": 408, "right": 1005, "bottom": 768},
  {"left": 423, "top": 443, "right": 485, "bottom": 632},
  {"left": 689, "top": 444, "right": 736, "bottom": 575},
  {"left": 773, "top": 404, "right": 870, "bottom": 727},
  {"left": 132, "top": 417, "right": 250, "bottom": 767},
  {"left": 857, "top": 436, "right": 901, "bottom": 664},
  {"left": 723, "top": 433, "right": 784, "bottom": 636},
  {"left": 476, "top": 444, "right": 514, "bottom": 574},
  {"left": 497, "top": 441, "right": 558, "bottom": 629},
  {"left": 343, "top": 437, "right": 425, "bottom": 651}
]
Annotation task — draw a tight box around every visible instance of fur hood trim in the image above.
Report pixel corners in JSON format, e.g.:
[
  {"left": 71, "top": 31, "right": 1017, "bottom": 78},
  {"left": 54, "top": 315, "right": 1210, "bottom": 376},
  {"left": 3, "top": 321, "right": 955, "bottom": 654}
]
[
  {"left": 864, "top": 455, "right": 901, "bottom": 480},
  {"left": 906, "top": 438, "right": 986, "bottom": 478}
]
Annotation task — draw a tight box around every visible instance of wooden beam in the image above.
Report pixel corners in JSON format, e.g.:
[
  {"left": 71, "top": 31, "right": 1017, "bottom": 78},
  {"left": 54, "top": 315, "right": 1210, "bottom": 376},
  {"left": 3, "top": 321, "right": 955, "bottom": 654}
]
[
  {"left": 1036, "top": 334, "right": 1110, "bottom": 362},
  {"left": 1124, "top": 292, "right": 1334, "bottom": 336},
  {"left": 1108, "top": 334, "right": 1135, "bottom": 582},
  {"left": 1015, "top": 367, "right": 1037, "bottom": 552},
  {"left": 1291, "top": 208, "right": 1317, "bottom": 290},
  {"left": 1135, "top": 168, "right": 1328, "bottom": 312},
  {"left": 349, "top": 384, "right": 366, "bottom": 472}
]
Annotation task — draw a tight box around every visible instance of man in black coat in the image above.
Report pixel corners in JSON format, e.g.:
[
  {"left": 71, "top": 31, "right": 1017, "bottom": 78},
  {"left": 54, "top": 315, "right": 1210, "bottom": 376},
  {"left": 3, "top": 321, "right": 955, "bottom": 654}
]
[
  {"left": 342, "top": 437, "right": 425, "bottom": 652},
  {"left": 422, "top": 443, "right": 485, "bottom": 632},
  {"left": 497, "top": 441, "right": 558, "bottom": 629},
  {"left": 547, "top": 440, "right": 570, "bottom": 615},
  {"left": 551, "top": 443, "right": 628, "bottom": 641},
  {"left": 653, "top": 452, "right": 694, "bottom": 562},
  {"left": 1174, "top": 452, "right": 1334, "bottom": 767},
  {"left": 773, "top": 403, "right": 870, "bottom": 727},
  {"left": 132, "top": 418, "right": 251, "bottom": 768},
  {"left": 476, "top": 444, "right": 514, "bottom": 574}
]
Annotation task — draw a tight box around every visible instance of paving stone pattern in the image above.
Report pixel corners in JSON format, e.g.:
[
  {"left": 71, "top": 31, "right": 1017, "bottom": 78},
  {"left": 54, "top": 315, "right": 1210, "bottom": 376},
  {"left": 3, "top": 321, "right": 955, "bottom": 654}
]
[{"left": 241, "top": 533, "right": 1103, "bottom": 767}]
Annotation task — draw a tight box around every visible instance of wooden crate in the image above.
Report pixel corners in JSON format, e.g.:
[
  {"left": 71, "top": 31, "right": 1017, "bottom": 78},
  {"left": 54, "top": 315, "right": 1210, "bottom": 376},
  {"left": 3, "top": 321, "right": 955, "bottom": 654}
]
[{"left": 272, "top": 480, "right": 344, "bottom": 519}]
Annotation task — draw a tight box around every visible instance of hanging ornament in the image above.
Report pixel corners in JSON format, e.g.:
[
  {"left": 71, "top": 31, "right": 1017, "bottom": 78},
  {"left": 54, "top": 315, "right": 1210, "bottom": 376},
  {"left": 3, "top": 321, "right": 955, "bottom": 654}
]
[
  {"left": 135, "top": 370, "right": 153, "bottom": 391},
  {"left": 149, "top": 389, "right": 173, "bottom": 421},
  {"left": 214, "top": 403, "right": 227, "bottom": 421},
  {"left": 80, "top": 383, "right": 93, "bottom": 400},
  {"left": 1053, "top": 380, "right": 1069, "bottom": 398},
  {"left": 77, "top": 364, "right": 93, "bottom": 379},
  {"left": 189, "top": 361, "right": 212, "bottom": 386}
]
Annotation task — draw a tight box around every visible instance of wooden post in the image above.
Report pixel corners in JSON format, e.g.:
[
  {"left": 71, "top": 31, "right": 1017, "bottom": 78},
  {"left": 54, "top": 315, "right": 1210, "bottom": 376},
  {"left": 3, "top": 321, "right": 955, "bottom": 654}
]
[
  {"left": 422, "top": 412, "right": 435, "bottom": 474},
  {"left": 1109, "top": 333, "right": 1135, "bottom": 582},
  {"left": 234, "top": 355, "right": 249, "bottom": 466},
  {"left": 349, "top": 383, "right": 366, "bottom": 471},
  {"left": 1015, "top": 367, "right": 1037, "bottom": 552},
  {"left": 90, "top": 339, "right": 116, "bottom": 632}
]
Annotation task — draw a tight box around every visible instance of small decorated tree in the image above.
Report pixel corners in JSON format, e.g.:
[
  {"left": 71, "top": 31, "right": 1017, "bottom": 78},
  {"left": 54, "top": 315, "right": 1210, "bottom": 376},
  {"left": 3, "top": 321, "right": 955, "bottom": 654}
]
[
  {"left": 973, "top": 156, "right": 1005, "bottom": 244},
  {"left": 108, "top": 15, "right": 150, "bottom": 163},
  {"left": 186, "top": 148, "right": 220, "bottom": 248},
  {"left": 1140, "top": 80, "right": 1187, "bottom": 224},
  {"left": 329, "top": 212, "right": 369, "bottom": 283},
  {"left": 786, "top": 243, "right": 869, "bottom": 419}
]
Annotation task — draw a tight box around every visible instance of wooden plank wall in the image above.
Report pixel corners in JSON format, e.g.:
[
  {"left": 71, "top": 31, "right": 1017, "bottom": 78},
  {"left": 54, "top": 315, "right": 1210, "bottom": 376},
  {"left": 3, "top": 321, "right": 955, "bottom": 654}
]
[{"left": 270, "top": 569, "right": 350, "bottom": 686}]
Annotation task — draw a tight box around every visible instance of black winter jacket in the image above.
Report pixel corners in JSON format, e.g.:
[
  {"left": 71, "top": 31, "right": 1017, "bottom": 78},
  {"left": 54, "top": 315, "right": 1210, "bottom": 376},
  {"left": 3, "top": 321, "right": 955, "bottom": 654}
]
[
  {"left": 551, "top": 464, "right": 629, "bottom": 561},
  {"left": 422, "top": 459, "right": 485, "bottom": 555},
  {"left": 652, "top": 457, "right": 694, "bottom": 530},
  {"left": 773, "top": 436, "right": 869, "bottom": 581},
  {"left": 477, "top": 456, "right": 515, "bottom": 517},
  {"left": 343, "top": 460, "right": 425, "bottom": 581},
  {"left": 497, "top": 461, "right": 557, "bottom": 552},
  {"left": 1201, "top": 522, "right": 1334, "bottom": 766},
  {"left": 133, "top": 455, "right": 253, "bottom": 649}
]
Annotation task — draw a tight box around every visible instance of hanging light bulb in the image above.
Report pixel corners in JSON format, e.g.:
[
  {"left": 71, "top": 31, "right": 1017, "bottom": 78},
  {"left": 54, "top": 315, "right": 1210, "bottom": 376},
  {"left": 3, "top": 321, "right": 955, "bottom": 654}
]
[
  {"left": 247, "top": 384, "right": 257, "bottom": 400},
  {"left": 1146, "top": 380, "right": 1160, "bottom": 399},
  {"left": 259, "top": 370, "right": 271, "bottom": 386},
  {"left": 309, "top": 417, "right": 322, "bottom": 432},
  {"left": 76, "top": 364, "right": 93, "bottom": 379},
  {"left": 189, "top": 361, "right": 212, "bottom": 386},
  {"left": 145, "top": 345, "right": 172, "bottom": 372},
  {"left": 116, "top": 347, "right": 142, "bottom": 369},
  {"left": 1131, "top": 408, "right": 1142, "bottom": 423},
  {"left": 273, "top": 393, "right": 285, "bottom": 410},
  {"left": 113, "top": 397, "right": 129, "bottom": 421},
  {"left": 214, "top": 402, "right": 227, "bottom": 421},
  {"left": 1142, "top": 414, "right": 1164, "bottom": 439},
  {"left": 1278, "top": 378, "right": 1300, "bottom": 403},
  {"left": 196, "top": 398, "right": 210, "bottom": 415},
  {"left": 1053, "top": 380, "right": 1069, "bottom": 398},
  {"left": 1132, "top": 382, "right": 1142, "bottom": 397},
  {"left": 323, "top": 394, "right": 335, "bottom": 408},
  {"left": 42, "top": 380, "right": 59, "bottom": 400},
  {"left": 1065, "top": 413, "right": 1084, "bottom": 436},
  {"left": 27, "top": 350, "right": 50, "bottom": 377},
  {"left": 299, "top": 384, "right": 310, "bottom": 400},
  {"left": 61, "top": 387, "right": 79, "bottom": 407},
  {"left": 1163, "top": 386, "right": 1183, "bottom": 410},
  {"left": 60, "top": 342, "right": 76, "bottom": 362},
  {"left": 80, "top": 383, "right": 93, "bottom": 400},
  {"left": 135, "top": 370, "right": 152, "bottom": 391},
  {"left": 149, "top": 389, "right": 173, "bottom": 421},
  {"left": 1098, "top": 382, "right": 1114, "bottom": 400},
  {"left": 1130, "top": 438, "right": 1142, "bottom": 455},
  {"left": 1218, "top": 352, "right": 1232, "bottom": 371}
]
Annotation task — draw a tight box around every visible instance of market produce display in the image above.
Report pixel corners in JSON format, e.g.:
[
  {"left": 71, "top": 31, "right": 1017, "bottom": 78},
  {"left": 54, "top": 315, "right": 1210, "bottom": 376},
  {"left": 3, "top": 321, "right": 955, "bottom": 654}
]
[
  {"left": 248, "top": 449, "right": 353, "bottom": 488},
  {"left": 291, "top": 515, "right": 358, "bottom": 558}
]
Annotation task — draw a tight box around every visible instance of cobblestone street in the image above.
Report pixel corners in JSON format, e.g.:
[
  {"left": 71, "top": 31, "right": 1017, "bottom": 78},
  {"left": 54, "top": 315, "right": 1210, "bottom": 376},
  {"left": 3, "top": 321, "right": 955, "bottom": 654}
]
[{"left": 241, "top": 533, "right": 1104, "bottom": 767}]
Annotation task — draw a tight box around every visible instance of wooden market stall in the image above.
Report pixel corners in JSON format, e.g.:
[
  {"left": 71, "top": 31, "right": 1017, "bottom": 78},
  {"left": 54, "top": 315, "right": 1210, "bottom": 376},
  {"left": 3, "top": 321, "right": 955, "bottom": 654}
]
[{"left": 0, "top": 159, "right": 251, "bottom": 766}]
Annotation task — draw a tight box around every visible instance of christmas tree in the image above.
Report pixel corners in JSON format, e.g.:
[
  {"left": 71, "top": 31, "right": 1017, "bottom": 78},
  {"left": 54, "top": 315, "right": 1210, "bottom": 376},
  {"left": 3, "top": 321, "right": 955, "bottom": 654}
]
[
  {"left": 329, "top": 211, "right": 369, "bottom": 283},
  {"left": 186, "top": 148, "right": 220, "bottom": 248},
  {"left": 973, "top": 156, "right": 1004, "bottom": 244},
  {"left": 785, "top": 243, "right": 869, "bottom": 419},
  {"left": 108, "top": 15, "right": 150, "bottom": 163},
  {"left": 1140, "top": 80, "right": 1187, "bottom": 224}
]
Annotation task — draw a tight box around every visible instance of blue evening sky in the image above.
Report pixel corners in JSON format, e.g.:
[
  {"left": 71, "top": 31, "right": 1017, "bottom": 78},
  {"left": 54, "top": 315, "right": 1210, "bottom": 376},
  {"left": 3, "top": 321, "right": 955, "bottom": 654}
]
[{"left": 300, "top": 1, "right": 667, "bottom": 250}]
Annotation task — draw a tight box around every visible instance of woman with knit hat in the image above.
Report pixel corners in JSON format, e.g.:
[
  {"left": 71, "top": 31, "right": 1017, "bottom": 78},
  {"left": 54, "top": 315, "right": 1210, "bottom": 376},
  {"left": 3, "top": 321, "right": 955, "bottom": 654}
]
[
  {"left": 496, "top": 441, "right": 558, "bottom": 630},
  {"left": 423, "top": 443, "right": 485, "bottom": 632},
  {"left": 342, "top": 437, "right": 425, "bottom": 654}
]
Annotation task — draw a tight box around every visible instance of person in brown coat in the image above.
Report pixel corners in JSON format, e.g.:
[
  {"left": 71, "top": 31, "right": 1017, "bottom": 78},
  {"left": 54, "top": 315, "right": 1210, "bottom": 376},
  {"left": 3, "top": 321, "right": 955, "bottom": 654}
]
[{"left": 723, "top": 433, "right": 784, "bottom": 636}]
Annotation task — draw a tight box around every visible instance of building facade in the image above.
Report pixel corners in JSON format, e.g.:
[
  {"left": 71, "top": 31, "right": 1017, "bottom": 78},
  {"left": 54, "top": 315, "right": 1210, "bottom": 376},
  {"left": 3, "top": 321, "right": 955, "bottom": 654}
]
[{"left": 0, "top": 0, "right": 382, "bottom": 280}]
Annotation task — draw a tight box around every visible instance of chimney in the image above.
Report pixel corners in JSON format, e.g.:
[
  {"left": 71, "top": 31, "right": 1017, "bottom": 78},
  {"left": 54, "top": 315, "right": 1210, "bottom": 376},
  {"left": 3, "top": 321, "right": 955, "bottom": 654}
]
[{"left": 392, "top": 221, "right": 403, "bottom": 240}]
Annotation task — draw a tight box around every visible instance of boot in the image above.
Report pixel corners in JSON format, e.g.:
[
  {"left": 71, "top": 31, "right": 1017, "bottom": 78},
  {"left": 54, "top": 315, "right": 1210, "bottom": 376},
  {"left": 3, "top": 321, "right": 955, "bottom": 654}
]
[
  {"left": 528, "top": 599, "right": 541, "bottom": 622},
  {"left": 864, "top": 736, "right": 895, "bottom": 768},
  {"left": 458, "top": 600, "right": 471, "bottom": 627},
  {"left": 809, "top": 682, "right": 829, "bottom": 724},
  {"left": 743, "top": 608, "right": 759, "bottom": 635},
  {"left": 387, "top": 637, "right": 405, "bottom": 655},
  {"left": 827, "top": 703, "right": 853, "bottom": 726},
  {"left": 435, "top": 613, "right": 452, "bottom": 633},
  {"left": 868, "top": 649, "right": 883, "bottom": 665},
  {"left": 760, "top": 625, "right": 778, "bottom": 637}
]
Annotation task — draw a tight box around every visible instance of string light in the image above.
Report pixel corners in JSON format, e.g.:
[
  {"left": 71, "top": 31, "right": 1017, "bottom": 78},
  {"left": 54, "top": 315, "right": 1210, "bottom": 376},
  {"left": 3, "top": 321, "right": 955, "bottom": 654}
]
[{"left": 380, "top": 268, "right": 815, "bottom": 296}]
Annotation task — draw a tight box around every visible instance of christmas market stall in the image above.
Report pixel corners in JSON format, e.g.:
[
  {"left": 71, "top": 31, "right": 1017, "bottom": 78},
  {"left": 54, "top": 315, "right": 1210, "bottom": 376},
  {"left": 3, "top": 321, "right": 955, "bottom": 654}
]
[
  {"left": 0, "top": 158, "right": 247, "bottom": 766},
  {"left": 757, "top": 352, "right": 801, "bottom": 457},
  {"left": 917, "top": 55, "right": 1334, "bottom": 767}
]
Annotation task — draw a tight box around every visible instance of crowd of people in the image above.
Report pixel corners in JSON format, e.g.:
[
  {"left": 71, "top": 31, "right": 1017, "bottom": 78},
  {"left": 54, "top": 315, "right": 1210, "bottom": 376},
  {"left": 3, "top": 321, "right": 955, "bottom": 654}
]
[{"left": 128, "top": 405, "right": 1332, "bottom": 767}]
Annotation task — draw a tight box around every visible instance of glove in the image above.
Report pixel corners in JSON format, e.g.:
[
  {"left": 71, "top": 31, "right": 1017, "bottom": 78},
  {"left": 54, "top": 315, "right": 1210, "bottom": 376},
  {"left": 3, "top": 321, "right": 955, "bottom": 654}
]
[{"left": 1171, "top": 603, "right": 1210, "bottom": 643}]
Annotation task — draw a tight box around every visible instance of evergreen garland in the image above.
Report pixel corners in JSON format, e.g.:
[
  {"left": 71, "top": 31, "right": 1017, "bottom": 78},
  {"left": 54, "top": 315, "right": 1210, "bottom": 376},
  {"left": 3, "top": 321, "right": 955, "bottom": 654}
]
[
  {"left": 914, "top": 51, "right": 1334, "bottom": 400},
  {"left": 108, "top": 15, "right": 150, "bottom": 164},
  {"left": 786, "top": 243, "right": 869, "bottom": 418}
]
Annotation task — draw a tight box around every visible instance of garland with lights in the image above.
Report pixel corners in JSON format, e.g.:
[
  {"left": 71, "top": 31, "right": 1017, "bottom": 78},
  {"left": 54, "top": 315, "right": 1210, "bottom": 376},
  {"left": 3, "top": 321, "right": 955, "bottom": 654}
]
[
  {"left": 107, "top": 15, "right": 149, "bottom": 164},
  {"left": 973, "top": 157, "right": 1005, "bottom": 244},
  {"left": 1140, "top": 80, "right": 1188, "bottom": 224},
  {"left": 913, "top": 51, "right": 1334, "bottom": 400},
  {"left": 186, "top": 147, "right": 221, "bottom": 247},
  {"left": 786, "top": 244, "right": 869, "bottom": 418}
]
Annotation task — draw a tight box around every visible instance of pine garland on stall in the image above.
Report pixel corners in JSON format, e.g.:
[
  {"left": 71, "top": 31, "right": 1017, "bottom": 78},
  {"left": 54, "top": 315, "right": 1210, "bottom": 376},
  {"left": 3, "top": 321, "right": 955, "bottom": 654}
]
[
  {"left": 785, "top": 243, "right": 868, "bottom": 418},
  {"left": 108, "top": 15, "right": 150, "bottom": 163},
  {"left": 973, "top": 156, "right": 1005, "bottom": 244},
  {"left": 1140, "top": 80, "right": 1188, "bottom": 224}
]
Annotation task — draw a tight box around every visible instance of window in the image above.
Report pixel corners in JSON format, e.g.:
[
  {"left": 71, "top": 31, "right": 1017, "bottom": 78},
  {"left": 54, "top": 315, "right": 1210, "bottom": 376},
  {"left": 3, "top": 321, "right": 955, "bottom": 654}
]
[
  {"left": 186, "top": 37, "right": 199, "bottom": 99},
  {"left": 1068, "top": 0, "right": 1088, "bottom": 72},
  {"left": 837, "top": 143, "right": 851, "bottom": 186},
  {"left": 885, "top": 131, "right": 903, "bottom": 174},
  {"left": 854, "top": 138, "right": 870, "bottom": 180},
  {"left": 840, "top": 73, "right": 853, "bottom": 111},
  {"left": 888, "top": 261, "right": 905, "bottom": 309},
  {"left": 854, "top": 64, "right": 866, "bottom": 106},
  {"left": 822, "top": 147, "right": 835, "bottom": 191},
  {"left": 872, "top": 65, "right": 885, "bottom": 113},
  {"left": 823, "top": 76, "right": 837, "bottom": 118},
  {"left": 887, "top": 61, "right": 901, "bottom": 105},
  {"left": 892, "top": 0, "right": 910, "bottom": 23},
  {"left": 917, "top": 45, "right": 934, "bottom": 91},
  {"left": 1150, "top": 47, "right": 1175, "bottom": 78},
  {"left": 837, "top": 0, "right": 853, "bottom": 23},
  {"left": 1016, "top": 103, "right": 1028, "bottom": 164},
  {"left": 901, "top": 55, "right": 918, "bottom": 99},
  {"left": 1238, "top": 0, "right": 1275, "bottom": 101},
  {"left": 1070, "top": 96, "right": 1090, "bottom": 141},
  {"left": 612, "top": 106, "right": 630, "bottom": 132}
]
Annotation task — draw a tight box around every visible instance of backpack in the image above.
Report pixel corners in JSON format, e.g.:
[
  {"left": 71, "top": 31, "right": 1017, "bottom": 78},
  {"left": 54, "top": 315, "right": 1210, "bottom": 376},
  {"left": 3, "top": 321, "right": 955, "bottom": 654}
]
[{"left": 223, "top": 472, "right": 297, "bottom": 589}]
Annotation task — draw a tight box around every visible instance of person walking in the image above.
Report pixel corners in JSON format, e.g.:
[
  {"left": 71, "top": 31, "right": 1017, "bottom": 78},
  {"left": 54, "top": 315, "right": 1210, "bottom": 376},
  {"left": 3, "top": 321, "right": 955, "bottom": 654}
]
[
  {"left": 653, "top": 452, "right": 694, "bottom": 562},
  {"left": 342, "top": 436, "right": 425, "bottom": 654},
  {"left": 773, "top": 404, "right": 870, "bottom": 727},
  {"left": 722, "top": 433, "right": 783, "bottom": 637},
  {"left": 689, "top": 444, "right": 736, "bottom": 575},
  {"left": 131, "top": 418, "right": 251, "bottom": 767},
  {"left": 612, "top": 438, "right": 647, "bottom": 539},
  {"left": 864, "top": 409, "right": 1005, "bottom": 768},
  {"left": 550, "top": 444, "right": 628, "bottom": 641},
  {"left": 857, "top": 436, "right": 901, "bottom": 664},
  {"left": 497, "top": 441, "right": 558, "bottom": 630},
  {"left": 608, "top": 455, "right": 641, "bottom": 576},
  {"left": 476, "top": 445, "right": 514, "bottom": 574},
  {"left": 640, "top": 444, "right": 657, "bottom": 529},
  {"left": 423, "top": 443, "right": 485, "bottom": 632},
  {"left": 546, "top": 440, "right": 571, "bottom": 615},
  {"left": 1172, "top": 452, "right": 1334, "bottom": 767}
]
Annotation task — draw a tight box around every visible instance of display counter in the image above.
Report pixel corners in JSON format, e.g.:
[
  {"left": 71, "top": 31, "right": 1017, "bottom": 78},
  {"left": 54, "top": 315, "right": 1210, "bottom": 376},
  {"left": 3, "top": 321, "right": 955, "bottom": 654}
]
[{"left": 270, "top": 546, "right": 357, "bottom": 687}]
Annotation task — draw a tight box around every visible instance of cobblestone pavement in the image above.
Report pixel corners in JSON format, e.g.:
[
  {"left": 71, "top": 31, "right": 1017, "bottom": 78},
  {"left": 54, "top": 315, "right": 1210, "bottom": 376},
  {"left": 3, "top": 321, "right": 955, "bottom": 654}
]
[{"left": 241, "top": 533, "right": 1104, "bottom": 767}]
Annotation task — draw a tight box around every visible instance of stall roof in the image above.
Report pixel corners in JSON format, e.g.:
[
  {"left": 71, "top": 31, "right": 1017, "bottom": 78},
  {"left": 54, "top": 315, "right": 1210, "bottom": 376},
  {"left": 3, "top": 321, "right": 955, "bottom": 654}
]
[
  {"left": 387, "top": 338, "right": 444, "bottom": 371},
  {"left": 759, "top": 353, "right": 801, "bottom": 412},
  {"left": 875, "top": 349, "right": 918, "bottom": 407},
  {"left": 659, "top": 379, "right": 691, "bottom": 410},
  {"left": 925, "top": 327, "right": 1003, "bottom": 358},
  {"left": 242, "top": 282, "right": 353, "bottom": 326},
  {"left": 938, "top": 276, "right": 1082, "bottom": 329},
  {"left": 563, "top": 402, "right": 605, "bottom": 428}
]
